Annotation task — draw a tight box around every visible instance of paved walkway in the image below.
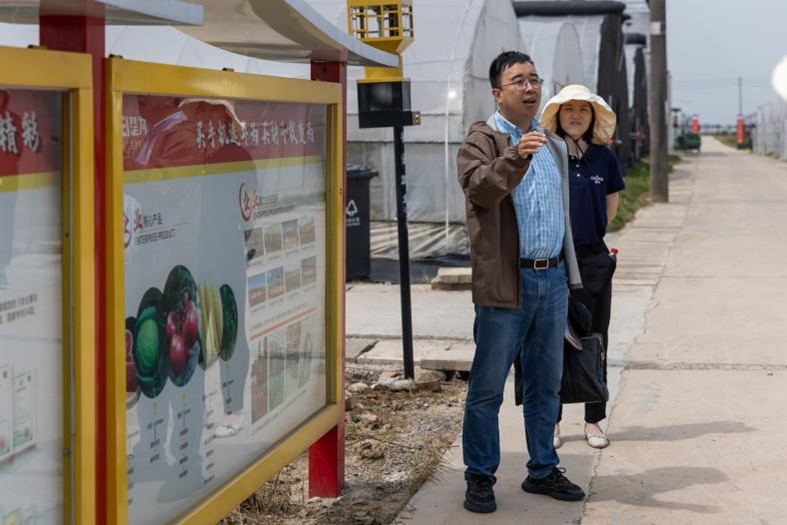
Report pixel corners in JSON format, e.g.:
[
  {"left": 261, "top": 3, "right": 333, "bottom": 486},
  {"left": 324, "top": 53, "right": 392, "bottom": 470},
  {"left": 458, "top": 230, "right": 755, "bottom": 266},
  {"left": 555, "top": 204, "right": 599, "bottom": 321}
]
[{"left": 346, "top": 136, "right": 787, "bottom": 524}]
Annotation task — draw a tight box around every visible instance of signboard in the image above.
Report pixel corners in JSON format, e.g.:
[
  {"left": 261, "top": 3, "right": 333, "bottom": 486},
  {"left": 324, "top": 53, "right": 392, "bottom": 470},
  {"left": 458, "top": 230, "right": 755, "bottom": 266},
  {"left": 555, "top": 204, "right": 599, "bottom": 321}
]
[
  {"left": 0, "top": 46, "right": 95, "bottom": 525},
  {"left": 0, "top": 87, "right": 62, "bottom": 524},
  {"left": 107, "top": 60, "right": 343, "bottom": 524}
]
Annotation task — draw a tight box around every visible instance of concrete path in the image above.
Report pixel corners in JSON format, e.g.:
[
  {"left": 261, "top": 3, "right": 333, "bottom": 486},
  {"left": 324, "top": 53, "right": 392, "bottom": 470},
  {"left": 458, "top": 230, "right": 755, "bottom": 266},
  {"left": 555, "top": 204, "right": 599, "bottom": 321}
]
[
  {"left": 347, "top": 136, "right": 787, "bottom": 524},
  {"left": 583, "top": 138, "right": 787, "bottom": 525}
]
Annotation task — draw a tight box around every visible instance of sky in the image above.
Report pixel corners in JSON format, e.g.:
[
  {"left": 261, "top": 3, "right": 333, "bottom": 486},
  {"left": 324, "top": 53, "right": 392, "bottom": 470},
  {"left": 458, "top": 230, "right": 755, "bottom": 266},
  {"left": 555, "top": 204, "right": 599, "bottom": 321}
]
[{"left": 666, "top": 0, "right": 787, "bottom": 124}]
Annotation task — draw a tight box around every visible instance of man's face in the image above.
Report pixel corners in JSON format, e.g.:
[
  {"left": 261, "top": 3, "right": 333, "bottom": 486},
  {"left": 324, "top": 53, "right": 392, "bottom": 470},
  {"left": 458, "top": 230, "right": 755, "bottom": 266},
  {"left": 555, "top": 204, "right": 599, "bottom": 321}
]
[{"left": 492, "top": 61, "right": 542, "bottom": 125}]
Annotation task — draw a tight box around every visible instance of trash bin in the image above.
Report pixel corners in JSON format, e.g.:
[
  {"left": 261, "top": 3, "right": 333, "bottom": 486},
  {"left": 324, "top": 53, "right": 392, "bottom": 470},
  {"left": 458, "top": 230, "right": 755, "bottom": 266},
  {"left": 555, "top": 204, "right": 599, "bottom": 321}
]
[{"left": 345, "top": 165, "right": 378, "bottom": 280}]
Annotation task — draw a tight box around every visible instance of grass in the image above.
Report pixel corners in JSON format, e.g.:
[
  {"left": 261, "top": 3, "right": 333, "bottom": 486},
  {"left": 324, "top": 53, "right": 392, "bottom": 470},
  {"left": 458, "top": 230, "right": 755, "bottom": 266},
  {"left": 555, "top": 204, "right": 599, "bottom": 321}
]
[{"left": 607, "top": 154, "right": 680, "bottom": 232}]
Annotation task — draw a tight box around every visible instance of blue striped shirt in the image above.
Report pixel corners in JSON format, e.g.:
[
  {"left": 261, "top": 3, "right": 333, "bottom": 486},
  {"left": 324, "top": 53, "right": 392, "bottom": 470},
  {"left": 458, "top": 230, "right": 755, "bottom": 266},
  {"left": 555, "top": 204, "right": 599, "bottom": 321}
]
[{"left": 492, "top": 111, "right": 564, "bottom": 259}]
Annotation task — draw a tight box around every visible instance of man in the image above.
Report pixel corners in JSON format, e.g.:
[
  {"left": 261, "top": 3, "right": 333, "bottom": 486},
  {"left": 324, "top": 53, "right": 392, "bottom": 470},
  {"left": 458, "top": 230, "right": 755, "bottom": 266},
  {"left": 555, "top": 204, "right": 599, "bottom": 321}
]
[{"left": 456, "top": 51, "right": 585, "bottom": 513}]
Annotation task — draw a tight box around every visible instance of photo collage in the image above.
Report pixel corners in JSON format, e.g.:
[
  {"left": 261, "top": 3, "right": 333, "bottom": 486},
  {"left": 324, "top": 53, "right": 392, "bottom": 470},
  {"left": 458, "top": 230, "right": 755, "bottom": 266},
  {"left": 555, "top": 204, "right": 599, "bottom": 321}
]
[
  {"left": 250, "top": 315, "right": 320, "bottom": 426},
  {"left": 244, "top": 216, "right": 318, "bottom": 311}
]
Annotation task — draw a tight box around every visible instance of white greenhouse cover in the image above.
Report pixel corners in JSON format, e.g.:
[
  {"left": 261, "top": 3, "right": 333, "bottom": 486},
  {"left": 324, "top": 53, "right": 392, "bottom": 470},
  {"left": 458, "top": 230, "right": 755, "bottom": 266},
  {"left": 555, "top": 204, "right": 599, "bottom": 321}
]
[
  {"left": 521, "top": 14, "right": 605, "bottom": 94},
  {"left": 517, "top": 19, "right": 584, "bottom": 108},
  {"left": 0, "top": 23, "right": 38, "bottom": 47},
  {"left": 300, "top": 0, "right": 528, "bottom": 258},
  {"left": 305, "top": 0, "right": 524, "bottom": 144},
  {"left": 754, "top": 100, "right": 787, "bottom": 159},
  {"left": 564, "top": 15, "right": 605, "bottom": 93},
  {"left": 622, "top": 9, "right": 650, "bottom": 104}
]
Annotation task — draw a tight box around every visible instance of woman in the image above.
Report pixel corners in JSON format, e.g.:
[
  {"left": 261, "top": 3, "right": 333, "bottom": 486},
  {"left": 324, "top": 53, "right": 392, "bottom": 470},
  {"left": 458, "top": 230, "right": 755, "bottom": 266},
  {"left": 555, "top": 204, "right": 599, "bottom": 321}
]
[{"left": 540, "top": 84, "right": 625, "bottom": 449}]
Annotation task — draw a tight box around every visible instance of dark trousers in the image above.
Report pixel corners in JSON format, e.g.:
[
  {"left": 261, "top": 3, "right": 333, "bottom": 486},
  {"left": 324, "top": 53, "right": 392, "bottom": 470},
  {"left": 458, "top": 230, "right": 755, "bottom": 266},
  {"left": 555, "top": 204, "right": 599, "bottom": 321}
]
[{"left": 558, "top": 242, "right": 613, "bottom": 424}]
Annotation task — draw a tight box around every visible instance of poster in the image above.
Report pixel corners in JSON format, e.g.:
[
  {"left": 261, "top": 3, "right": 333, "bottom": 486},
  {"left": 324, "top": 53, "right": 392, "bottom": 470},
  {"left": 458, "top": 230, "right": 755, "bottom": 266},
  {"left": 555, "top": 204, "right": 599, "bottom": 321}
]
[
  {"left": 0, "top": 88, "right": 64, "bottom": 523},
  {"left": 122, "top": 95, "right": 329, "bottom": 523}
]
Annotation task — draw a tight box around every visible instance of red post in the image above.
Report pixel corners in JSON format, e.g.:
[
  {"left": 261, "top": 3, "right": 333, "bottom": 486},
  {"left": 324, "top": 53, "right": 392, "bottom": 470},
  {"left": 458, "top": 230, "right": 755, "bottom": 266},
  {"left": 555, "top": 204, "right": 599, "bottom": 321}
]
[
  {"left": 308, "top": 61, "right": 347, "bottom": 498},
  {"left": 39, "top": 6, "right": 107, "bottom": 523}
]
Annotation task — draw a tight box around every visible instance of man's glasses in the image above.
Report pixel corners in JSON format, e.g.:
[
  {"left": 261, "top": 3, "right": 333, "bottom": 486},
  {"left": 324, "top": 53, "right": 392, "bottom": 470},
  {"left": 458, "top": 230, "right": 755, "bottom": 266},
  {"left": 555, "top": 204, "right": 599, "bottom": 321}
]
[{"left": 501, "top": 77, "right": 544, "bottom": 91}]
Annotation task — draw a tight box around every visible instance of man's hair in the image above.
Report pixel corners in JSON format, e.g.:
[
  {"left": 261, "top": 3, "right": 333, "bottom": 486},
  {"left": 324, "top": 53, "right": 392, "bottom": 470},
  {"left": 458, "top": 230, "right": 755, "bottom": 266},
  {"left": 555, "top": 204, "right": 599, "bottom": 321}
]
[
  {"left": 489, "top": 51, "right": 535, "bottom": 89},
  {"left": 556, "top": 103, "right": 596, "bottom": 143}
]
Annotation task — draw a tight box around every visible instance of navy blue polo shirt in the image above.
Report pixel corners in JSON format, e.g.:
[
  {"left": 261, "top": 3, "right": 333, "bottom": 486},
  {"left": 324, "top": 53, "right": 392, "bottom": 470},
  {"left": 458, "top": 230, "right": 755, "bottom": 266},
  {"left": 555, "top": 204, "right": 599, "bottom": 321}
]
[{"left": 568, "top": 143, "right": 625, "bottom": 247}]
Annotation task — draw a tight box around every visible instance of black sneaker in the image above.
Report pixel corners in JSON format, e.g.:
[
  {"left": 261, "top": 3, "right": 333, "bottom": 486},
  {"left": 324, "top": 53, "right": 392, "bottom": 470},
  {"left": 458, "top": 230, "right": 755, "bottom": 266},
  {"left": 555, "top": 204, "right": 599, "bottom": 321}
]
[
  {"left": 521, "top": 467, "right": 585, "bottom": 501},
  {"left": 464, "top": 475, "right": 497, "bottom": 513}
]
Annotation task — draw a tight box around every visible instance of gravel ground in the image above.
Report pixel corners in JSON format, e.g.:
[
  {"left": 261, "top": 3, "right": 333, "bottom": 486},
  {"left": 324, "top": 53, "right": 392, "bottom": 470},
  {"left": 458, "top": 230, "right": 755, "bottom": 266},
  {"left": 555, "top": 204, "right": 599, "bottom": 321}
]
[{"left": 220, "top": 367, "right": 468, "bottom": 525}]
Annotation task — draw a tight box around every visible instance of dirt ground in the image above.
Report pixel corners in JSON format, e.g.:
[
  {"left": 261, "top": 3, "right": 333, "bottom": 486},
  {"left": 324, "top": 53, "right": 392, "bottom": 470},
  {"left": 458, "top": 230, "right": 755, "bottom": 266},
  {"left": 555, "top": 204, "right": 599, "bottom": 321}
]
[{"left": 220, "top": 367, "right": 468, "bottom": 525}]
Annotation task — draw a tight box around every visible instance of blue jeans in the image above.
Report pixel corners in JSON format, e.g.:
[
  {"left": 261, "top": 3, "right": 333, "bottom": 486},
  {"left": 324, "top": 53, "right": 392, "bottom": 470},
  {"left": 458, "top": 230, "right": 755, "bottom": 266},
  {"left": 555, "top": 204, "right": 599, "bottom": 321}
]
[{"left": 463, "top": 262, "right": 568, "bottom": 482}]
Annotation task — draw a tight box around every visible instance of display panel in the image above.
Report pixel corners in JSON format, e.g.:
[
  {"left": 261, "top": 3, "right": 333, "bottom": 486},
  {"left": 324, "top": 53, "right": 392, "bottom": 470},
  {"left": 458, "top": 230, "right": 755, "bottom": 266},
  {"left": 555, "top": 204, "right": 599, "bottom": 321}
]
[
  {"left": 0, "top": 88, "right": 65, "bottom": 523},
  {"left": 121, "top": 94, "right": 329, "bottom": 523}
]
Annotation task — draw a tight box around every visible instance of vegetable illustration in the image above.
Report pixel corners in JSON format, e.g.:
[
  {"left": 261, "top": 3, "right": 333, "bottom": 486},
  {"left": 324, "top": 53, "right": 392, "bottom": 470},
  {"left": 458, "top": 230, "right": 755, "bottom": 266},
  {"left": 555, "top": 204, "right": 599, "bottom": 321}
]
[
  {"left": 198, "top": 282, "right": 222, "bottom": 368},
  {"left": 126, "top": 266, "right": 240, "bottom": 393},
  {"left": 163, "top": 265, "right": 198, "bottom": 315},
  {"left": 125, "top": 318, "right": 138, "bottom": 394},
  {"left": 170, "top": 334, "right": 187, "bottom": 376},
  {"left": 219, "top": 284, "right": 238, "bottom": 361},
  {"left": 183, "top": 300, "right": 199, "bottom": 348},
  {"left": 132, "top": 288, "right": 168, "bottom": 398},
  {"left": 162, "top": 265, "right": 200, "bottom": 386},
  {"left": 136, "top": 316, "right": 159, "bottom": 375}
]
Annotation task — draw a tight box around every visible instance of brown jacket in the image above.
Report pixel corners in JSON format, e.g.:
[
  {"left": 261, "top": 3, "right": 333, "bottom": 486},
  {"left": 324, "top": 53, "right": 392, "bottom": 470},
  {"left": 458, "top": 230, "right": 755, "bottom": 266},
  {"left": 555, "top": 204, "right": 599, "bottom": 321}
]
[{"left": 456, "top": 118, "right": 581, "bottom": 308}]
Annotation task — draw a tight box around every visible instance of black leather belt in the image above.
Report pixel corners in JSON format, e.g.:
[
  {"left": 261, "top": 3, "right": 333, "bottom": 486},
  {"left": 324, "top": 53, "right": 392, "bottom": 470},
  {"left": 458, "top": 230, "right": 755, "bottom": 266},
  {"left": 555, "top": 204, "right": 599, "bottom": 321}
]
[{"left": 520, "top": 254, "right": 562, "bottom": 270}]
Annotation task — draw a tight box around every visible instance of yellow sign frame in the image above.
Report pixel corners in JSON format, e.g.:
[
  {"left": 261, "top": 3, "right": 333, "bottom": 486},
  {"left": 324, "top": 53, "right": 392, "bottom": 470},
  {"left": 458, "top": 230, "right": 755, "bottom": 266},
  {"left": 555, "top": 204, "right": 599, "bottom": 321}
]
[
  {"left": 105, "top": 58, "right": 344, "bottom": 525},
  {"left": 0, "top": 45, "right": 95, "bottom": 524}
]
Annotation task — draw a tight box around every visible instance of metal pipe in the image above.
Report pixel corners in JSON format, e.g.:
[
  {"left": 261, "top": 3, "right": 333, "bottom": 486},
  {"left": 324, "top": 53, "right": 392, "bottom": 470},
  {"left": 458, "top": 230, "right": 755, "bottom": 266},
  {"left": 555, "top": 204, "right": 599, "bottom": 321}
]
[{"left": 513, "top": 1, "right": 626, "bottom": 17}]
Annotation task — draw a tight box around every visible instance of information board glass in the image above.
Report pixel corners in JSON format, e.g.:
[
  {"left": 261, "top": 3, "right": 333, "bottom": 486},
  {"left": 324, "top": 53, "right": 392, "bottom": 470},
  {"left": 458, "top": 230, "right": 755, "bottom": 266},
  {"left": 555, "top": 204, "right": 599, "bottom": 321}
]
[
  {"left": 120, "top": 94, "right": 328, "bottom": 523},
  {"left": 0, "top": 88, "right": 65, "bottom": 523}
]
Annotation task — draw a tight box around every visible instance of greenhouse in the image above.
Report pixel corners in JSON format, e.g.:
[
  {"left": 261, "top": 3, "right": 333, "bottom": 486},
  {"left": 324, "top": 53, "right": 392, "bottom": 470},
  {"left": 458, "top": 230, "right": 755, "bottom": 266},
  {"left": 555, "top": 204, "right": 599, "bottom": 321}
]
[
  {"left": 753, "top": 100, "right": 787, "bottom": 159},
  {"left": 307, "top": 0, "right": 526, "bottom": 259},
  {"left": 513, "top": 0, "right": 632, "bottom": 166},
  {"left": 516, "top": 18, "right": 585, "bottom": 106},
  {"left": 621, "top": 1, "right": 650, "bottom": 160},
  {"left": 0, "top": 0, "right": 650, "bottom": 261},
  {"left": 624, "top": 32, "right": 649, "bottom": 160}
]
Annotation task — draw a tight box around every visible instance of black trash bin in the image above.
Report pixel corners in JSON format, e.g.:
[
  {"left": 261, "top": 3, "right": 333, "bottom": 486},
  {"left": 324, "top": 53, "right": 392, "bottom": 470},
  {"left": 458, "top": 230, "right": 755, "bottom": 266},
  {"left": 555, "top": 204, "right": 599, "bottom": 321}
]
[{"left": 345, "top": 165, "right": 378, "bottom": 280}]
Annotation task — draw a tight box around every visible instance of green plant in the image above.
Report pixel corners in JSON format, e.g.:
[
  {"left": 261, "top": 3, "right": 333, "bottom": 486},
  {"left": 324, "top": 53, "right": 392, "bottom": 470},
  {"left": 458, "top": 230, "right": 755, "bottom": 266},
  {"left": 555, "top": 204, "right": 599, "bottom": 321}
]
[{"left": 608, "top": 155, "right": 680, "bottom": 232}]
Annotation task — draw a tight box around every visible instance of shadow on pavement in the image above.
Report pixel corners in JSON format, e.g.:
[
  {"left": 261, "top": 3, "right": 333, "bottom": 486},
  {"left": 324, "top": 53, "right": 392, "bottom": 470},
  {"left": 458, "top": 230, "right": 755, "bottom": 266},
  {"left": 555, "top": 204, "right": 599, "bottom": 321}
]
[
  {"left": 588, "top": 466, "right": 728, "bottom": 513},
  {"left": 608, "top": 421, "right": 756, "bottom": 442}
]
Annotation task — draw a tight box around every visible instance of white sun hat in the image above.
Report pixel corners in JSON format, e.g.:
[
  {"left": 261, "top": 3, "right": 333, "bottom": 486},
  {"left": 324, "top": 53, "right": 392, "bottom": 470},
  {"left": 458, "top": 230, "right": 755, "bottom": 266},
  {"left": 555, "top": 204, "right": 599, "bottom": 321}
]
[{"left": 540, "top": 84, "right": 617, "bottom": 145}]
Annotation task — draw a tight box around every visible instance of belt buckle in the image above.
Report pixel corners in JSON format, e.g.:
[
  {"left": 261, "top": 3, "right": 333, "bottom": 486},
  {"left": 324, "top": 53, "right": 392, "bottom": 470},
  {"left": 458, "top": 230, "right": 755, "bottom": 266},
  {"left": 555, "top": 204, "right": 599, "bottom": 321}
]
[{"left": 533, "top": 258, "right": 550, "bottom": 270}]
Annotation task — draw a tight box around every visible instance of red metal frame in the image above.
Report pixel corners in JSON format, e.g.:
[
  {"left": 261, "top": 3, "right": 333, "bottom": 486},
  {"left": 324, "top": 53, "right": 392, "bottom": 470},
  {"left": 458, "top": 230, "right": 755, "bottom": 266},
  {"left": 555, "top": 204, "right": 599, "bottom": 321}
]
[
  {"left": 39, "top": 8, "right": 107, "bottom": 524},
  {"left": 308, "top": 61, "right": 347, "bottom": 498}
]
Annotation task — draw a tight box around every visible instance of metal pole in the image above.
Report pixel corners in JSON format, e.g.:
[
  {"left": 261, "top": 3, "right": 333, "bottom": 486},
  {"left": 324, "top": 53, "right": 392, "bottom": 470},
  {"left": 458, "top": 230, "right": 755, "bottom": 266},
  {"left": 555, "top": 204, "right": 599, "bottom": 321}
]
[
  {"left": 649, "top": 0, "right": 669, "bottom": 202},
  {"left": 393, "top": 126, "right": 415, "bottom": 379},
  {"left": 739, "top": 76, "right": 743, "bottom": 115}
]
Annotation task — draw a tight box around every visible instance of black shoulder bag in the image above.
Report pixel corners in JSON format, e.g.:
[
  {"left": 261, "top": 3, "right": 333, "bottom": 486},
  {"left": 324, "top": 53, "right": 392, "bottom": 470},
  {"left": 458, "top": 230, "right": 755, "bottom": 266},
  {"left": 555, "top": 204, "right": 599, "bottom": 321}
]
[{"left": 559, "top": 333, "right": 609, "bottom": 404}]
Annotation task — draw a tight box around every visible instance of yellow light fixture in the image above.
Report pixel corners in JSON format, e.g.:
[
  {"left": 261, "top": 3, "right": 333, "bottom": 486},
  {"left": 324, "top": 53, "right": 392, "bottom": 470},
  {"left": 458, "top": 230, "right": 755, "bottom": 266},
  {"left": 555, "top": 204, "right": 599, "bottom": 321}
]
[{"left": 347, "top": 0, "right": 413, "bottom": 80}]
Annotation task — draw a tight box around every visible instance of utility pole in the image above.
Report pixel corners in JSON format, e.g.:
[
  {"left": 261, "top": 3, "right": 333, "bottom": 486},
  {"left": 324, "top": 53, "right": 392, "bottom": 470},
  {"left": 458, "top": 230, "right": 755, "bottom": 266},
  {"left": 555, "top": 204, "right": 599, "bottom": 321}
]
[
  {"left": 736, "top": 76, "right": 745, "bottom": 147},
  {"left": 649, "top": 0, "right": 668, "bottom": 202}
]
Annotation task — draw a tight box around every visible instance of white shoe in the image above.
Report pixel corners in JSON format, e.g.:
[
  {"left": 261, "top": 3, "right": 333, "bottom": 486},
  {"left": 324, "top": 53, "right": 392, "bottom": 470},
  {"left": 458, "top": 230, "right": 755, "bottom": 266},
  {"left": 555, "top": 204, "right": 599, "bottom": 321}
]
[
  {"left": 553, "top": 424, "right": 562, "bottom": 449},
  {"left": 585, "top": 424, "right": 610, "bottom": 449}
]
